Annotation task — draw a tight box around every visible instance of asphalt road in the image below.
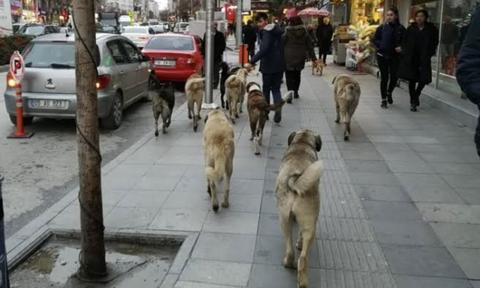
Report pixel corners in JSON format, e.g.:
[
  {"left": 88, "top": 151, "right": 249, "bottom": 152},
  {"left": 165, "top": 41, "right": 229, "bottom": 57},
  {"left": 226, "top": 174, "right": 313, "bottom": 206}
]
[{"left": 0, "top": 71, "right": 186, "bottom": 238}]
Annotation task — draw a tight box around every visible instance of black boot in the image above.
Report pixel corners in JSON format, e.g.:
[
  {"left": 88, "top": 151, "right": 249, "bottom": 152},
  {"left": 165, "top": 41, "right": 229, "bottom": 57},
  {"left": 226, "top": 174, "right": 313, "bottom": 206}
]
[
  {"left": 381, "top": 100, "right": 388, "bottom": 109},
  {"left": 387, "top": 92, "right": 393, "bottom": 104},
  {"left": 294, "top": 91, "right": 299, "bottom": 99},
  {"left": 274, "top": 110, "right": 282, "bottom": 123},
  {"left": 410, "top": 105, "right": 417, "bottom": 112}
]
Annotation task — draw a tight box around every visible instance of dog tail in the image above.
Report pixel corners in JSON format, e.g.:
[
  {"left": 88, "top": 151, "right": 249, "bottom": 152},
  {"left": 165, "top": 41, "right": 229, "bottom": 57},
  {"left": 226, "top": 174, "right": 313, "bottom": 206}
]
[
  {"left": 287, "top": 161, "right": 323, "bottom": 197},
  {"left": 332, "top": 75, "right": 338, "bottom": 85},
  {"left": 205, "top": 147, "right": 229, "bottom": 184}
]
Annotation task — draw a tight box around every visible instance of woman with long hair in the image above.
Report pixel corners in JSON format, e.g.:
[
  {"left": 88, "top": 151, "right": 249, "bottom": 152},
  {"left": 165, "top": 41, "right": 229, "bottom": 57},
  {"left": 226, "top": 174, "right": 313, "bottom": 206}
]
[
  {"left": 372, "top": 7, "right": 405, "bottom": 108},
  {"left": 399, "top": 9, "right": 439, "bottom": 112},
  {"left": 283, "top": 16, "right": 317, "bottom": 102}
]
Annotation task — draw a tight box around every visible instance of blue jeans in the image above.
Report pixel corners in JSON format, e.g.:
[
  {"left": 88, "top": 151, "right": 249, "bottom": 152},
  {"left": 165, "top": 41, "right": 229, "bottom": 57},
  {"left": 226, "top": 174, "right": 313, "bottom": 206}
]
[{"left": 262, "top": 72, "right": 283, "bottom": 104}]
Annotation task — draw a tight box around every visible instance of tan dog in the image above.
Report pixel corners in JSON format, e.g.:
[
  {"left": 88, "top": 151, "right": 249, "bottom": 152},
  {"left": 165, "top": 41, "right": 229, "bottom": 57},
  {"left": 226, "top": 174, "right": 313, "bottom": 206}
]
[
  {"left": 203, "top": 109, "right": 235, "bottom": 213},
  {"left": 332, "top": 74, "right": 361, "bottom": 141},
  {"left": 311, "top": 61, "right": 325, "bottom": 76},
  {"left": 225, "top": 67, "right": 251, "bottom": 122},
  {"left": 246, "top": 82, "right": 270, "bottom": 155},
  {"left": 185, "top": 73, "right": 205, "bottom": 132},
  {"left": 276, "top": 129, "right": 323, "bottom": 288}
]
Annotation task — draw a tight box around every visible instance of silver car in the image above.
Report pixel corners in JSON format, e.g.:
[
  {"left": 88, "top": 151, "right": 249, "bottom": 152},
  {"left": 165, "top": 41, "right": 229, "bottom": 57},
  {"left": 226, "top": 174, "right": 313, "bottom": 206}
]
[{"left": 4, "top": 33, "right": 150, "bottom": 129}]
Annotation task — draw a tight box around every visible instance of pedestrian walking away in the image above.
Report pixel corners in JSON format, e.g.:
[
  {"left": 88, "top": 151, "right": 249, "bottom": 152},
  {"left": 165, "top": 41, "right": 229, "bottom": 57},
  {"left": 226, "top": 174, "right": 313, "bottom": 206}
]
[
  {"left": 372, "top": 7, "right": 405, "bottom": 108},
  {"left": 251, "top": 12, "right": 286, "bottom": 123},
  {"left": 457, "top": 6, "right": 480, "bottom": 157},
  {"left": 283, "top": 16, "right": 317, "bottom": 103},
  {"left": 202, "top": 23, "right": 226, "bottom": 89},
  {"left": 398, "top": 9, "right": 439, "bottom": 112},
  {"left": 316, "top": 17, "right": 333, "bottom": 65},
  {"left": 243, "top": 20, "right": 257, "bottom": 61}
]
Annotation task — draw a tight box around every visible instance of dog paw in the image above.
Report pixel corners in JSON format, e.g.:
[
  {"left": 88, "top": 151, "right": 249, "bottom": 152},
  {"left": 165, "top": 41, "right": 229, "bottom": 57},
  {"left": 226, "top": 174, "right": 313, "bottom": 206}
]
[
  {"left": 221, "top": 201, "right": 229, "bottom": 208},
  {"left": 162, "top": 129, "right": 167, "bottom": 134},
  {"left": 212, "top": 204, "right": 219, "bottom": 213},
  {"left": 335, "top": 119, "right": 340, "bottom": 124},
  {"left": 235, "top": 114, "right": 239, "bottom": 119},
  {"left": 193, "top": 126, "right": 198, "bottom": 132},
  {"left": 155, "top": 131, "right": 159, "bottom": 137},
  {"left": 283, "top": 256, "right": 296, "bottom": 269},
  {"left": 254, "top": 151, "right": 261, "bottom": 156},
  {"left": 188, "top": 115, "right": 192, "bottom": 119},
  {"left": 344, "top": 135, "right": 350, "bottom": 141}
]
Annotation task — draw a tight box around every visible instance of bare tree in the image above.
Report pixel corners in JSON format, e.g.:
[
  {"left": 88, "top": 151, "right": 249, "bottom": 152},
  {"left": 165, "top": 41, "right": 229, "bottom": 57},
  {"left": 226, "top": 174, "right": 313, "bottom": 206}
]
[{"left": 73, "top": 0, "right": 107, "bottom": 279}]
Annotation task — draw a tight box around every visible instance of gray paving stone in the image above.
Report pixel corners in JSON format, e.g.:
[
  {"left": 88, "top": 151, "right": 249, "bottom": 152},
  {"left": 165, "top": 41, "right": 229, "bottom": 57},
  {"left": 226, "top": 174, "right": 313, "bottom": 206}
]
[
  {"left": 254, "top": 235, "right": 320, "bottom": 267},
  {"left": 386, "top": 160, "right": 434, "bottom": 174},
  {"left": 348, "top": 172, "right": 401, "bottom": 186},
  {"left": 102, "top": 164, "right": 150, "bottom": 190},
  {"left": 133, "top": 165, "right": 186, "bottom": 190},
  {"left": 149, "top": 208, "right": 208, "bottom": 231},
  {"left": 102, "top": 189, "right": 129, "bottom": 206},
  {"left": 431, "top": 223, "right": 480, "bottom": 248},
  {"left": 448, "top": 247, "right": 480, "bottom": 279},
  {"left": 417, "top": 203, "right": 480, "bottom": 224},
  {"left": 180, "top": 259, "right": 251, "bottom": 287},
  {"left": 192, "top": 232, "right": 256, "bottom": 263},
  {"left": 377, "top": 150, "right": 423, "bottom": 162},
  {"left": 344, "top": 160, "right": 390, "bottom": 173},
  {"left": 381, "top": 245, "right": 465, "bottom": 278},
  {"left": 317, "top": 240, "right": 388, "bottom": 272},
  {"left": 175, "top": 282, "right": 239, "bottom": 288},
  {"left": 123, "top": 145, "right": 171, "bottom": 164},
  {"left": 339, "top": 149, "right": 383, "bottom": 161},
  {"left": 456, "top": 188, "right": 480, "bottom": 205},
  {"left": 404, "top": 186, "right": 465, "bottom": 204},
  {"left": 431, "top": 162, "right": 480, "bottom": 176},
  {"left": 203, "top": 211, "right": 259, "bottom": 235},
  {"left": 317, "top": 217, "right": 375, "bottom": 242},
  {"left": 260, "top": 194, "right": 277, "bottom": 214},
  {"left": 116, "top": 189, "right": 171, "bottom": 208},
  {"left": 394, "top": 275, "right": 473, "bottom": 288},
  {"left": 471, "top": 281, "right": 480, "bottom": 288},
  {"left": 371, "top": 220, "right": 441, "bottom": 246},
  {"left": 247, "top": 264, "right": 301, "bottom": 288},
  {"left": 162, "top": 188, "right": 211, "bottom": 210},
  {"left": 441, "top": 174, "right": 480, "bottom": 189},
  {"left": 104, "top": 206, "right": 159, "bottom": 229},
  {"left": 396, "top": 173, "right": 451, "bottom": 189},
  {"left": 355, "top": 185, "right": 410, "bottom": 202},
  {"left": 258, "top": 213, "right": 282, "bottom": 236},
  {"left": 363, "top": 201, "right": 422, "bottom": 221}
]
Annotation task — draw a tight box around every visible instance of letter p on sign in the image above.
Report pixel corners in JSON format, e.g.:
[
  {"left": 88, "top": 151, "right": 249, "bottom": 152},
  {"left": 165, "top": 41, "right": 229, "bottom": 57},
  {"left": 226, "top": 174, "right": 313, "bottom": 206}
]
[{"left": 9, "top": 51, "right": 25, "bottom": 82}]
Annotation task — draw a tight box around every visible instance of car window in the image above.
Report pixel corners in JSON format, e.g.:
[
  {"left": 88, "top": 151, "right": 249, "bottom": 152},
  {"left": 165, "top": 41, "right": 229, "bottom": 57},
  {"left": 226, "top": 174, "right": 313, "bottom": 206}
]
[
  {"left": 20, "top": 26, "right": 44, "bottom": 35},
  {"left": 123, "top": 27, "right": 148, "bottom": 34},
  {"left": 23, "top": 42, "right": 76, "bottom": 68},
  {"left": 121, "top": 41, "right": 142, "bottom": 62},
  {"left": 107, "top": 40, "right": 128, "bottom": 64},
  {"left": 144, "top": 36, "right": 194, "bottom": 51},
  {"left": 149, "top": 28, "right": 155, "bottom": 34}
]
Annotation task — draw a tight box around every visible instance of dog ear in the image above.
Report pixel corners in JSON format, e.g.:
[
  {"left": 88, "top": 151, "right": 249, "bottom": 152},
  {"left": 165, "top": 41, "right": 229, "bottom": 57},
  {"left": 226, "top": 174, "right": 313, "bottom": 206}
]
[
  {"left": 315, "top": 135, "right": 322, "bottom": 152},
  {"left": 288, "top": 132, "right": 296, "bottom": 146}
]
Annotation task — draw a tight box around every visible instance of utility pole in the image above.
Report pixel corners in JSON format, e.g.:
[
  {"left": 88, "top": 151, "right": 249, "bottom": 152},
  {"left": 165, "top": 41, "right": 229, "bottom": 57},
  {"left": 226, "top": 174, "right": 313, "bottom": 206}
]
[
  {"left": 73, "top": 0, "right": 107, "bottom": 280},
  {"left": 201, "top": 0, "right": 217, "bottom": 109},
  {"left": 235, "top": 0, "right": 242, "bottom": 48}
]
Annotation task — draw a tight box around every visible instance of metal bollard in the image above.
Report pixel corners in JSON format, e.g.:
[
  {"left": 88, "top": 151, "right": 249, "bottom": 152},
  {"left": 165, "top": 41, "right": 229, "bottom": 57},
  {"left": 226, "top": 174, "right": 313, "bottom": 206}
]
[{"left": 0, "top": 176, "right": 9, "bottom": 288}]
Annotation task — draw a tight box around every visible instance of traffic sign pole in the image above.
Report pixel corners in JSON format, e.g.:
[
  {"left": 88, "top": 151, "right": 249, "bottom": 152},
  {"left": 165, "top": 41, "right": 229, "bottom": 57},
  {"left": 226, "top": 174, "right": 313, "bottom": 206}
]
[{"left": 7, "top": 51, "right": 34, "bottom": 139}]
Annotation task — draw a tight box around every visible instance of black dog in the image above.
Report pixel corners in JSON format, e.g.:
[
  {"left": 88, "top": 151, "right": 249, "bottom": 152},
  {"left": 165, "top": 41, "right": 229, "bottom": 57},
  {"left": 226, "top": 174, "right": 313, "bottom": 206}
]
[
  {"left": 149, "top": 73, "right": 175, "bottom": 136},
  {"left": 220, "top": 62, "right": 241, "bottom": 110}
]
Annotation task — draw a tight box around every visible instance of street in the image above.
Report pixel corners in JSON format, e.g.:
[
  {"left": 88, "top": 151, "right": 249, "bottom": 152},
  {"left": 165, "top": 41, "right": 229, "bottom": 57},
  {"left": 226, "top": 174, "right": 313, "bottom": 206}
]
[{"left": 0, "top": 71, "right": 186, "bottom": 238}]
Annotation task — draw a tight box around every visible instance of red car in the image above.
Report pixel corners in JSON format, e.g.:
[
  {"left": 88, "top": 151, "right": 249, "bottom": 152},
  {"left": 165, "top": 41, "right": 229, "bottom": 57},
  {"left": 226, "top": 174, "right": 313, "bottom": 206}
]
[{"left": 142, "top": 33, "right": 204, "bottom": 83}]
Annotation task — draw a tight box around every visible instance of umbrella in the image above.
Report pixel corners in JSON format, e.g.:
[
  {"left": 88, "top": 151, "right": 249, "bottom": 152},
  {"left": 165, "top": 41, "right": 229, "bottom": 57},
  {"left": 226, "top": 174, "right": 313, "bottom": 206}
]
[{"left": 298, "top": 7, "right": 330, "bottom": 17}]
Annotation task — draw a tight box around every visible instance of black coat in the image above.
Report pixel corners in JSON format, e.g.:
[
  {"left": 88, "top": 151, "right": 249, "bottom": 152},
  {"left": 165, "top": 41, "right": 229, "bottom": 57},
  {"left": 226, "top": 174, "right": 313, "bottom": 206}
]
[
  {"left": 316, "top": 23, "right": 333, "bottom": 54},
  {"left": 398, "top": 23, "right": 439, "bottom": 84},
  {"left": 251, "top": 24, "right": 285, "bottom": 74},
  {"left": 201, "top": 30, "right": 226, "bottom": 63},
  {"left": 283, "top": 25, "right": 316, "bottom": 71},
  {"left": 372, "top": 22, "right": 405, "bottom": 59},
  {"left": 457, "top": 6, "right": 480, "bottom": 156},
  {"left": 242, "top": 25, "right": 257, "bottom": 47}
]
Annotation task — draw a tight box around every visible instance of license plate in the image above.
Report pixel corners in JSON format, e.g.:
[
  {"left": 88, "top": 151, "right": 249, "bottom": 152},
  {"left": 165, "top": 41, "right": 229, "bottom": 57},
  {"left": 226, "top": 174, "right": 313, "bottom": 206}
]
[
  {"left": 155, "top": 59, "right": 175, "bottom": 67},
  {"left": 29, "top": 99, "right": 69, "bottom": 110}
]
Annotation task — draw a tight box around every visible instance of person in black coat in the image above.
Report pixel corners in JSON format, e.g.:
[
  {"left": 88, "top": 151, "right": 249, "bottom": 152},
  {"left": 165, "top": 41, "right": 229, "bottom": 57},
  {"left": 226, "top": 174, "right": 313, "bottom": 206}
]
[
  {"left": 202, "top": 23, "right": 226, "bottom": 88},
  {"left": 283, "top": 16, "right": 317, "bottom": 102},
  {"left": 372, "top": 7, "right": 405, "bottom": 108},
  {"left": 457, "top": 6, "right": 480, "bottom": 157},
  {"left": 316, "top": 17, "right": 333, "bottom": 64},
  {"left": 398, "top": 9, "right": 439, "bottom": 112},
  {"left": 242, "top": 20, "right": 257, "bottom": 61}
]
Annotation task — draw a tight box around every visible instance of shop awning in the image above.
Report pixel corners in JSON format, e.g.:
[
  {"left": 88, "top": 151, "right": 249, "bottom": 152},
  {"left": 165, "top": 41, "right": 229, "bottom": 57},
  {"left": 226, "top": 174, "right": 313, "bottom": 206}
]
[{"left": 298, "top": 7, "right": 330, "bottom": 17}]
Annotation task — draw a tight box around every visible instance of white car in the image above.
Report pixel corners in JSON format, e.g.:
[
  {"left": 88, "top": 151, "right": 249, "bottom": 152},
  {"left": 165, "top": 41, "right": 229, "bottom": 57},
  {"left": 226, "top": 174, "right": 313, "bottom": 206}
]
[
  {"left": 122, "top": 26, "right": 155, "bottom": 49},
  {"left": 174, "top": 22, "right": 190, "bottom": 33}
]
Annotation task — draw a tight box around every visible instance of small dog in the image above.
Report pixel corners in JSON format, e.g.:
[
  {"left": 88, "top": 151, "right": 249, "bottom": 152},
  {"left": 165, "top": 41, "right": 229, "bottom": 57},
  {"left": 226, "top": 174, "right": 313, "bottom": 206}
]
[
  {"left": 220, "top": 62, "right": 239, "bottom": 110},
  {"left": 312, "top": 61, "right": 325, "bottom": 76},
  {"left": 225, "top": 68, "right": 247, "bottom": 123},
  {"left": 149, "top": 73, "right": 175, "bottom": 136},
  {"left": 203, "top": 109, "right": 235, "bottom": 212},
  {"left": 276, "top": 129, "right": 323, "bottom": 288},
  {"left": 246, "top": 81, "right": 277, "bottom": 155},
  {"left": 185, "top": 73, "right": 205, "bottom": 132},
  {"left": 332, "top": 74, "right": 361, "bottom": 141}
]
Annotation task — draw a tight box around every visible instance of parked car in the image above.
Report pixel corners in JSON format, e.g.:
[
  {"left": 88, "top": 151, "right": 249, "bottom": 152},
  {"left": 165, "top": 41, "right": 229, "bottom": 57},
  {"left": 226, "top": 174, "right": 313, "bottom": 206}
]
[
  {"left": 17, "top": 24, "right": 60, "bottom": 37},
  {"left": 142, "top": 33, "right": 203, "bottom": 83},
  {"left": 12, "top": 23, "right": 25, "bottom": 34},
  {"left": 121, "top": 26, "right": 155, "bottom": 49},
  {"left": 150, "top": 25, "right": 164, "bottom": 34},
  {"left": 4, "top": 33, "right": 150, "bottom": 129},
  {"left": 174, "top": 22, "right": 189, "bottom": 33}
]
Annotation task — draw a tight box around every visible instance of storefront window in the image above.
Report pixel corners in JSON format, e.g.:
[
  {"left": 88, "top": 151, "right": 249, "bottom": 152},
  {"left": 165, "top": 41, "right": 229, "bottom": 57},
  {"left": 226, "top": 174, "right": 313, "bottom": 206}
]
[{"left": 350, "top": 0, "right": 385, "bottom": 25}]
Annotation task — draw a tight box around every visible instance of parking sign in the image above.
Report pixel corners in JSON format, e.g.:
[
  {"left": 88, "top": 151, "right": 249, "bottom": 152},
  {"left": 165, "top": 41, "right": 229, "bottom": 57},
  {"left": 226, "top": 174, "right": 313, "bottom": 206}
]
[{"left": 9, "top": 51, "right": 24, "bottom": 82}]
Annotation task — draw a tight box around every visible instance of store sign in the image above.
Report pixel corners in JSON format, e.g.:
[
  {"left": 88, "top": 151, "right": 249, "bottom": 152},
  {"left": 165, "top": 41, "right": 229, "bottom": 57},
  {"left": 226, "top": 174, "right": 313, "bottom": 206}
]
[
  {"left": 251, "top": 1, "right": 271, "bottom": 11},
  {"left": 0, "top": 0, "right": 13, "bottom": 36}
]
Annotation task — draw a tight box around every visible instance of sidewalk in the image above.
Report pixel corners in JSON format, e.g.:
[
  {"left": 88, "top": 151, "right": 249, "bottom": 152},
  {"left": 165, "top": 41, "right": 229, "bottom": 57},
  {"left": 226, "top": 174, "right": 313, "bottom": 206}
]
[{"left": 6, "top": 53, "right": 480, "bottom": 288}]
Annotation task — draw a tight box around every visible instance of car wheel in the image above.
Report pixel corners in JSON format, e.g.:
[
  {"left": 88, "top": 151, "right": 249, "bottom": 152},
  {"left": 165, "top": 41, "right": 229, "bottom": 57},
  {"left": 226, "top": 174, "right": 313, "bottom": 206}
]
[
  {"left": 101, "top": 92, "right": 123, "bottom": 129},
  {"left": 9, "top": 115, "right": 33, "bottom": 126}
]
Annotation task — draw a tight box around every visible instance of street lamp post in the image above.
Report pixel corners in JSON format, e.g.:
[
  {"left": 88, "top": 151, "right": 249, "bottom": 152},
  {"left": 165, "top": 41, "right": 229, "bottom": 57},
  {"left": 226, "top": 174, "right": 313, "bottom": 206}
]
[
  {"left": 235, "top": 0, "right": 242, "bottom": 48},
  {"left": 201, "top": 0, "right": 217, "bottom": 109}
]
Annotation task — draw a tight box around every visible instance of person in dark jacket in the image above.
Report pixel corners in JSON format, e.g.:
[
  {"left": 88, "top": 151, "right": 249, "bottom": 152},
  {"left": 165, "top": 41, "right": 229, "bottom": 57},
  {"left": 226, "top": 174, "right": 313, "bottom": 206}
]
[
  {"left": 283, "top": 16, "right": 317, "bottom": 103},
  {"left": 202, "top": 23, "right": 226, "bottom": 88},
  {"left": 316, "top": 17, "right": 334, "bottom": 64},
  {"left": 251, "top": 12, "right": 286, "bottom": 123},
  {"left": 398, "top": 9, "right": 439, "bottom": 112},
  {"left": 243, "top": 20, "right": 257, "bottom": 61},
  {"left": 457, "top": 6, "right": 480, "bottom": 157},
  {"left": 372, "top": 7, "right": 405, "bottom": 108}
]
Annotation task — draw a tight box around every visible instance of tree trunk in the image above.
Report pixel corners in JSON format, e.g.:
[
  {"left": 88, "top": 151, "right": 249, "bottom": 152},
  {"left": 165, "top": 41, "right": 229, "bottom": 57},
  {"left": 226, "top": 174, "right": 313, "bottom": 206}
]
[{"left": 73, "top": 0, "right": 107, "bottom": 279}]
